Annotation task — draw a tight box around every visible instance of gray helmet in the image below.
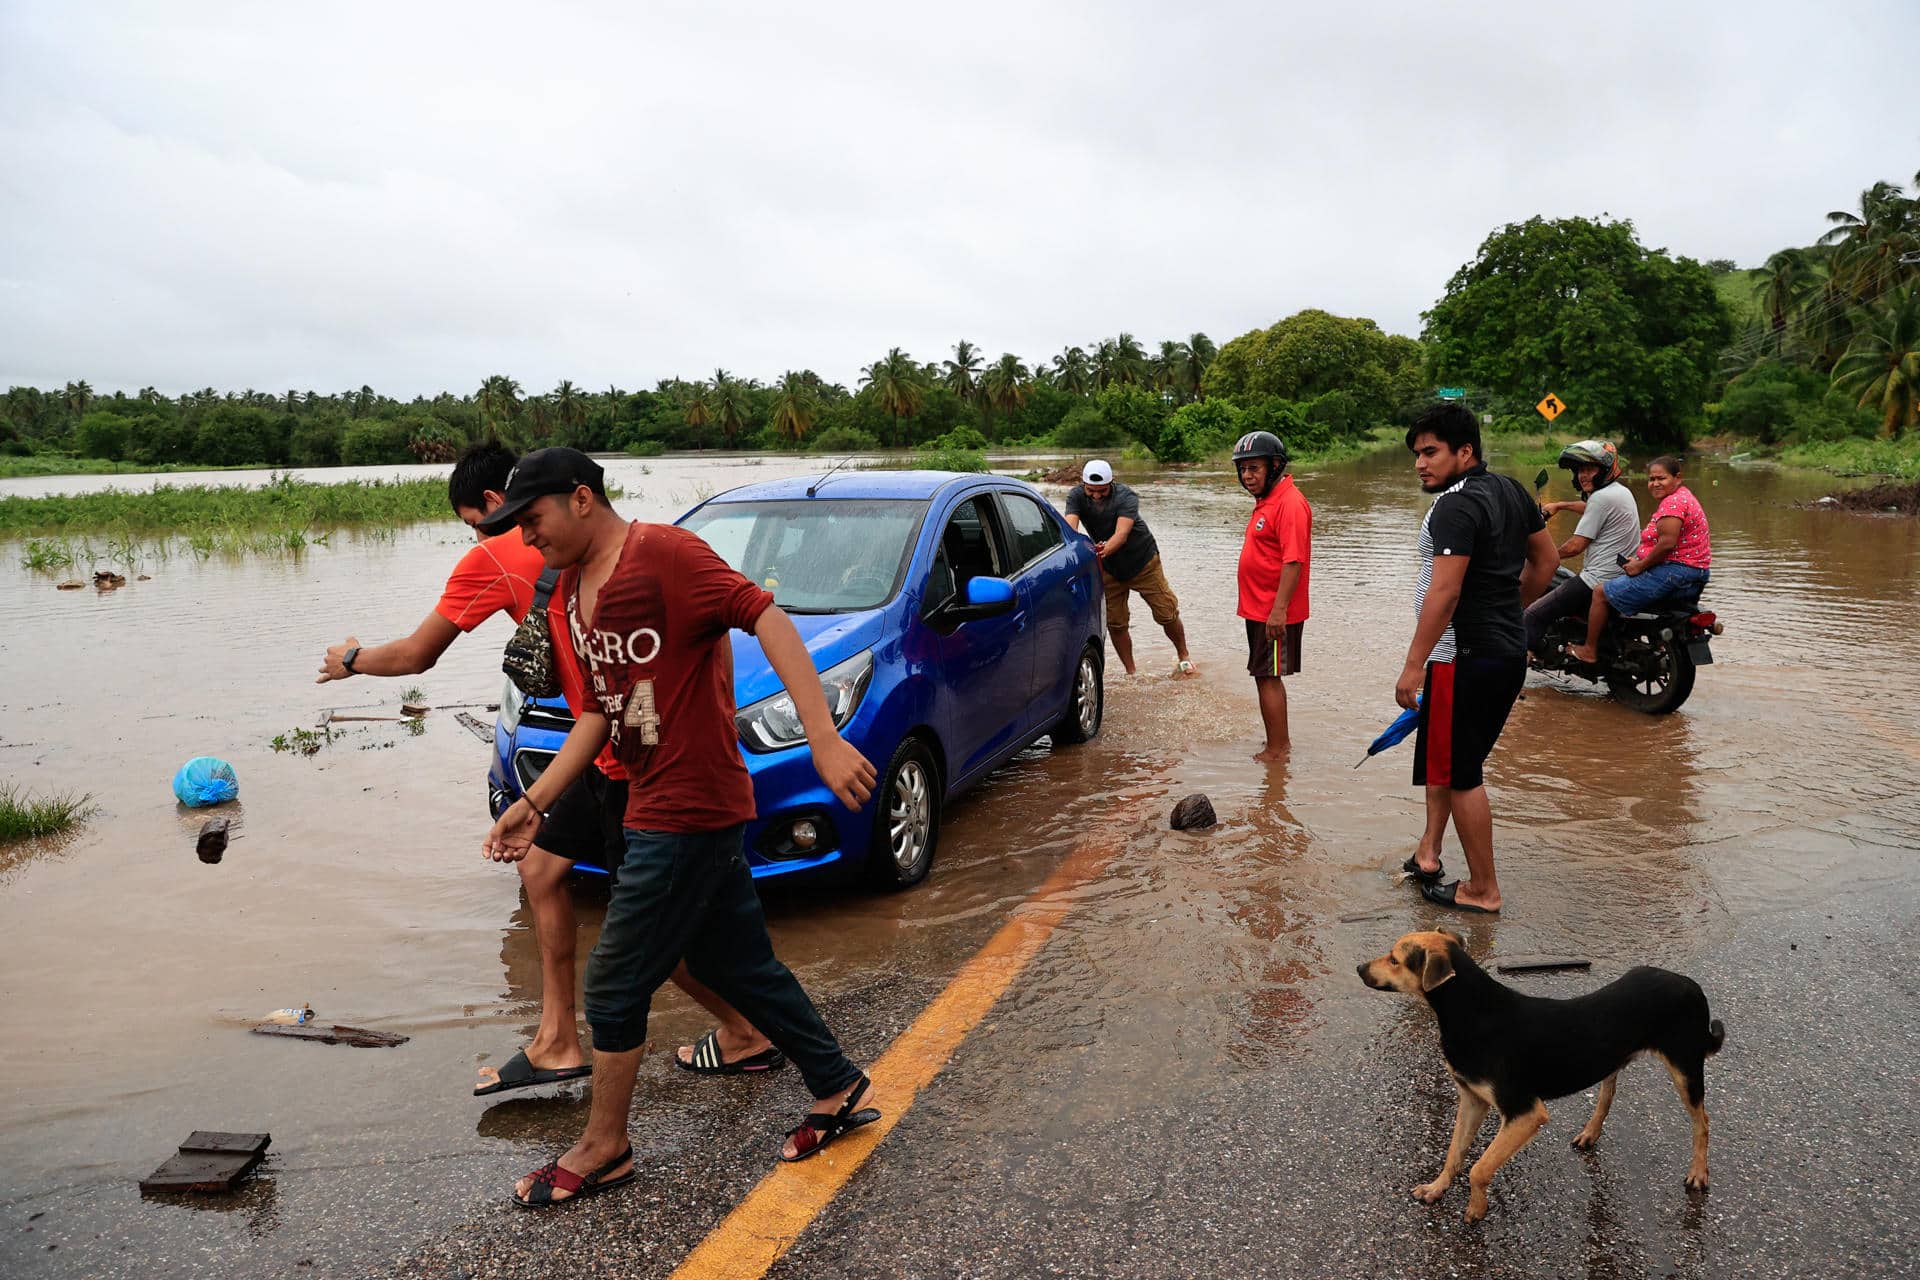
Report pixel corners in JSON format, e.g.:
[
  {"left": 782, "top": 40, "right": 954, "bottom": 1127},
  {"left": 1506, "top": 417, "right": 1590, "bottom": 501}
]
[
  {"left": 1557, "top": 439, "right": 1620, "bottom": 490},
  {"left": 1231, "top": 430, "right": 1290, "bottom": 469}
]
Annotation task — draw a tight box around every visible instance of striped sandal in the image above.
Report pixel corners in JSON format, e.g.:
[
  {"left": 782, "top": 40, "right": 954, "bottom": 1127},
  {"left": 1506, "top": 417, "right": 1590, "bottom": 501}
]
[{"left": 676, "top": 1029, "right": 786, "bottom": 1076}]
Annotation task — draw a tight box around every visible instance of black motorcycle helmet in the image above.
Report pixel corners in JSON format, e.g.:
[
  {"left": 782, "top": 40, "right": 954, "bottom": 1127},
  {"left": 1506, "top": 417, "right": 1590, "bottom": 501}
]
[
  {"left": 1557, "top": 439, "right": 1620, "bottom": 492},
  {"left": 1232, "top": 431, "right": 1290, "bottom": 495}
]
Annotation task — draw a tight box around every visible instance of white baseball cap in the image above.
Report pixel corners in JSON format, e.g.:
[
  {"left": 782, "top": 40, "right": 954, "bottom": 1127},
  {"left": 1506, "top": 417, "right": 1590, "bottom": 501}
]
[{"left": 1082, "top": 460, "right": 1113, "bottom": 485}]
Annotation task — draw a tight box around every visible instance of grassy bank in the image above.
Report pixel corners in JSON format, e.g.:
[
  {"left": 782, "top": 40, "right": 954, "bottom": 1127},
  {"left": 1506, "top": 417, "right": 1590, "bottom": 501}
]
[
  {"left": 0, "top": 472, "right": 450, "bottom": 534},
  {"left": 0, "top": 784, "right": 95, "bottom": 842},
  {"left": 0, "top": 454, "right": 265, "bottom": 480},
  {"left": 1772, "top": 436, "right": 1920, "bottom": 480}
]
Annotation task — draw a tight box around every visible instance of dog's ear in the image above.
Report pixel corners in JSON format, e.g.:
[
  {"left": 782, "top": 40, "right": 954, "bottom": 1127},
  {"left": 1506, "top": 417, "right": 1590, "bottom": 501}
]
[{"left": 1420, "top": 942, "right": 1455, "bottom": 992}]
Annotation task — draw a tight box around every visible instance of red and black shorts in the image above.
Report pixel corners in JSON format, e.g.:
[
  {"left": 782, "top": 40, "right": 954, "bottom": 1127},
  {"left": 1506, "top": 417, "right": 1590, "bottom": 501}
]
[{"left": 1412, "top": 655, "right": 1526, "bottom": 792}]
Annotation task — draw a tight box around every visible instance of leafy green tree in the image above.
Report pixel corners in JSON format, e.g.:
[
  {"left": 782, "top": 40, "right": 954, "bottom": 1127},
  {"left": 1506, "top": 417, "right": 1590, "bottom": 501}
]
[
  {"left": 1092, "top": 384, "right": 1172, "bottom": 457},
  {"left": 1051, "top": 346, "right": 1093, "bottom": 397},
  {"left": 942, "top": 341, "right": 983, "bottom": 405},
  {"left": 981, "top": 353, "right": 1031, "bottom": 420},
  {"left": 860, "top": 348, "right": 925, "bottom": 446},
  {"left": 75, "top": 410, "right": 130, "bottom": 460},
  {"left": 1820, "top": 179, "right": 1918, "bottom": 305},
  {"left": 478, "top": 375, "right": 522, "bottom": 438},
  {"left": 769, "top": 370, "right": 821, "bottom": 444},
  {"left": 1832, "top": 286, "right": 1920, "bottom": 437},
  {"left": 1421, "top": 216, "right": 1732, "bottom": 447}
]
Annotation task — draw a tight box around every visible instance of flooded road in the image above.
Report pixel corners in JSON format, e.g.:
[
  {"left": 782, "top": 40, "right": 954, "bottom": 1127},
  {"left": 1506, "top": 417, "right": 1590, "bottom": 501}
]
[{"left": 2, "top": 449, "right": 1917, "bottom": 1278}]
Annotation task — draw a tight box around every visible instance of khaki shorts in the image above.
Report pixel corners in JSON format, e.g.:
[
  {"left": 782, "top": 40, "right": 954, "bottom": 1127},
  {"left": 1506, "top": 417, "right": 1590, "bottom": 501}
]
[{"left": 1104, "top": 555, "right": 1180, "bottom": 631}]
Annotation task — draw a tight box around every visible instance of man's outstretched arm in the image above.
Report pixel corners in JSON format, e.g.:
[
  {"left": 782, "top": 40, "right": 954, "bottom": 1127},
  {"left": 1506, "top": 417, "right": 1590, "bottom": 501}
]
[{"left": 317, "top": 612, "right": 462, "bottom": 682}]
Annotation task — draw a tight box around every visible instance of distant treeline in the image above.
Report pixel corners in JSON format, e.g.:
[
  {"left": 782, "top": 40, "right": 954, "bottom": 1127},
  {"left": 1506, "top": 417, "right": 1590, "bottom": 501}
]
[
  {"left": 0, "top": 321, "right": 1436, "bottom": 469},
  {"left": 1709, "top": 168, "right": 1920, "bottom": 445}
]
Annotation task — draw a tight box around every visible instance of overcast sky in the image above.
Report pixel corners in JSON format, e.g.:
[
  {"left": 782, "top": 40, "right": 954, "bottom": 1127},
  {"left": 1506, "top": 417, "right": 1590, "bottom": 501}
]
[{"left": 2, "top": 2, "right": 1913, "bottom": 398}]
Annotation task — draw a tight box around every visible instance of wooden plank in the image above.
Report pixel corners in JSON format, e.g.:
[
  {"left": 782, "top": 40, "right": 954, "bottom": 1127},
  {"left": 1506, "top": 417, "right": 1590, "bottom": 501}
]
[
  {"left": 141, "top": 1133, "right": 271, "bottom": 1194},
  {"left": 250, "top": 1022, "right": 409, "bottom": 1048},
  {"left": 181, "top": 1131, "right": 270, "bottom": 1155}
]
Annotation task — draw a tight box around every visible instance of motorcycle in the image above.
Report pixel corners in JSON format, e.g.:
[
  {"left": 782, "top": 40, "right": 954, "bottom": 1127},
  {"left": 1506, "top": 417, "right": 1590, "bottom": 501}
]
[
  {"left": 1527, "top": 469, "right": 1724, "bottom": 715},
  {"left": 1530, "top": 567, "right": 1723, "bottom": 714}
]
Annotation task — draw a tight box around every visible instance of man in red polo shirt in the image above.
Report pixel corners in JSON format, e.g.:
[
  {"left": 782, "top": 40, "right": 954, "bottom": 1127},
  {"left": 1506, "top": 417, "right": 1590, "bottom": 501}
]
[
  {"left": 1233, "top": 430, "right": 1311, "bottom": 762},
  {"left": 316, "top": 443, "right": 774, "bottom": 1096}
]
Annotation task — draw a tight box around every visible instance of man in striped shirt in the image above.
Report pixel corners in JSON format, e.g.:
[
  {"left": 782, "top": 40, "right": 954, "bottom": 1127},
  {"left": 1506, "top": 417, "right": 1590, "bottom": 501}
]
[{"left": 1397, "top": 405, "right": 1557, "bottom": 915}]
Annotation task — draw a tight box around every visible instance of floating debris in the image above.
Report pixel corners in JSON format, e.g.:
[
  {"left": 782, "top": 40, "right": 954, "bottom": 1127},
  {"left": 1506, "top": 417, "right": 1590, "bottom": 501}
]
[
  {"left": 1170, "top": 793, "right": 1217, "bottom": 830},
  {"left": 196, "top": 817, "right": 231, "bottom": 864},
  {"left": 141, "top": 1132, "right": 271, "bottom": 1195},
  {"left": 94, "top": 570, "right": 127, "bottom": 590},
  {"left": 250, "top": 1022, "right": 408, "bottom": 1048}
]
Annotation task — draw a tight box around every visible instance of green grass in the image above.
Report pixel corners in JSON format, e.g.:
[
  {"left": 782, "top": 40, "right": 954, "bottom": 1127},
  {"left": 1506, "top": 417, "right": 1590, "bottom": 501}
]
[
  {"left": 1774, "top": 435, "right": 1920, "bottom": 480},
  {"left": 0, "top": 454, "right": 268, "bottom": 480},
  {"left": 0, "top": 783, "right": 96, "bottom": 841},
  {"left": 0, "top": 472, "right": 451, "bottom": 534},
  {"left": 1714, "top": 271, "right": 1762, "bottom": 330}
]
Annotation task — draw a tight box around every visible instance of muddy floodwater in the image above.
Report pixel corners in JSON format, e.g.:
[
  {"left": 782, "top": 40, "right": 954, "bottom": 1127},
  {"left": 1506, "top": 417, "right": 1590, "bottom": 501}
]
[{"left": 3, "top": 450, "right": 1918, "bottom": 1278}]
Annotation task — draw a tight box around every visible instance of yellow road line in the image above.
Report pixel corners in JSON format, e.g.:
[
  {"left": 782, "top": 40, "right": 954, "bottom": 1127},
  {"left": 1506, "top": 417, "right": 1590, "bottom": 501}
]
[{"left": 670, "top": 839, "right": 1107, "bottom": 1279}]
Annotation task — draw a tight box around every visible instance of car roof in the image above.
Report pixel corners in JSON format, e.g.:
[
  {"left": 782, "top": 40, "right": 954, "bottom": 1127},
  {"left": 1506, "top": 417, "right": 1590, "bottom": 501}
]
[{"left": 700, "top": 470, "right": 1015, "bottom": 504}]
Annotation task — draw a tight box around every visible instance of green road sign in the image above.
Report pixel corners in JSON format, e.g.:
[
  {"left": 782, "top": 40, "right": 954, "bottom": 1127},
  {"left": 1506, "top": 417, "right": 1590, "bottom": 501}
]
[{"left": 1436, "top": 387, "right": 1465, "bottom": 399}]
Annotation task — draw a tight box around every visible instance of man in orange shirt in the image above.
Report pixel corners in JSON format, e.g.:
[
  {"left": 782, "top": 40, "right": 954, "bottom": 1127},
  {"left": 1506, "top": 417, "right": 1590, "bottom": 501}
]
[
  {"left": 316, "top": 444, "right": 775, "bottom": 1094},
  {"left": 1233, "top": 431, "right": 1311, "bottom": 762}
]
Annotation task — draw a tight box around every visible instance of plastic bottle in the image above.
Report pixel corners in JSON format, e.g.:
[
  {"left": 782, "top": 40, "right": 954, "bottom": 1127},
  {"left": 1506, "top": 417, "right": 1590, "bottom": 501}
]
[{"left": 263, "top": 1004, "right": 314, "bottom": 1026}]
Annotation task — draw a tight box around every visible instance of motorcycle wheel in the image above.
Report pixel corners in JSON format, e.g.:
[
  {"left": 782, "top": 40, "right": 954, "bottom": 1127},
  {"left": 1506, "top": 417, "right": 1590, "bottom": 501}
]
[{"left": 1604, "top": 635, "right": 1696, "bottom": 714}]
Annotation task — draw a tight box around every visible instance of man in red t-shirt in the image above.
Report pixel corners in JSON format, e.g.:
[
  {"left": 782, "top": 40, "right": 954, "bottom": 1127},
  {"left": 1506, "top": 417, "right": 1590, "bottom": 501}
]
[
  {"left": 316, "top": 444, "right": 774, "bottom": 1097},
  {"left": 480, "top": 448, "right": 881, "bottom": 1207},
  {"left": 1233, "top": 431, "right": 1311, "bottom": 762}
]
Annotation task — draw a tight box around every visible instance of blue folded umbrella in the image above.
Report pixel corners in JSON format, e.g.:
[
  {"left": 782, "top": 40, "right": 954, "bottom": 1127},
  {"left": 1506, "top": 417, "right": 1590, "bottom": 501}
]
[{"left": 1355, "top": 701, "right": 1421, "bottom": 768}]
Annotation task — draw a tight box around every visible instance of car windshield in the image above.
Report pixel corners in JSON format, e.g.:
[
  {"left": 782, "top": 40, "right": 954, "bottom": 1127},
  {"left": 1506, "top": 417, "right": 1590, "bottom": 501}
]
[{"left": 681, "top": 498, "right": 926, "bottom": 613}]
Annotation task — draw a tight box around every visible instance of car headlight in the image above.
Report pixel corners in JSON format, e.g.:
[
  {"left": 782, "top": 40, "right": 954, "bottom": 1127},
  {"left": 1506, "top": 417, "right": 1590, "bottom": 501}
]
[
  {"left": 499, "top": 677, "right": 525, "bottom": 734},
  {"left": 735, "top": 649, "right": 874, "bottom": 752}
]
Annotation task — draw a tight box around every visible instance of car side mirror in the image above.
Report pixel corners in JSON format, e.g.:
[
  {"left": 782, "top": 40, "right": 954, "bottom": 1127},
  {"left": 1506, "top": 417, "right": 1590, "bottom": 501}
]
[{"left": 929, "top": 575, "right": 1016, "bottom": 629}]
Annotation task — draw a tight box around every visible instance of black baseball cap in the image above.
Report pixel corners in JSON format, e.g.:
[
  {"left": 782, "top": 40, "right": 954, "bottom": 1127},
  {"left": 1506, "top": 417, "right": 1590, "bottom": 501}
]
[{"left": 477, "top": 447, "right": 607, "bottom": 534}]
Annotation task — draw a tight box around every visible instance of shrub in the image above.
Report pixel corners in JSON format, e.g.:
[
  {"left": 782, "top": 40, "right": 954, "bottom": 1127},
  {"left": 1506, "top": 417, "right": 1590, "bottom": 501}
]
[
  {"left": 1052, "top": 405, "right": 1129, "bottom": 450},
  {"left": 75, "top": 411, "right": 131, "bottom": 460},
  {"left": 1712, "top": 363, "right": 1826, "bottom": 445},
  {"left": 1786, "top": 397, "right": 1879, "bottom": 444},
  {"left": 289, "top": 417, "right": 345, "bottom": 467},
  {"left": 1166, "top": 399, "right": 1243, "bottom": 461},
  {"left": 340, "top": 417, "right": 411, "bottom": 465},
  {"left": 912, "top": 446, "right": 987, "bottom": 473},
  {"left": 623, "top": 438, "right": 666, "bottom": 457},
  {"left": 810, "top": 425, "right": 881, "bottom": 453},
  {"left": 933, "top": 424, "right": 989, "bottom": 450}
]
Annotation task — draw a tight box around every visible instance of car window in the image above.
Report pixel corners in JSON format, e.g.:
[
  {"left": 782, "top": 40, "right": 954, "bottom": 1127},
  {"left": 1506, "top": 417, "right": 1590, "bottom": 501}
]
[
  {"left": 924, "top": 496, "right": 1003, "bottom": 611},
  {"left": 997, "top": 492, "right": 1063, "bottom": 570},
  {"left": 680, "top": 499, "right": 925, "bottom": 612}
]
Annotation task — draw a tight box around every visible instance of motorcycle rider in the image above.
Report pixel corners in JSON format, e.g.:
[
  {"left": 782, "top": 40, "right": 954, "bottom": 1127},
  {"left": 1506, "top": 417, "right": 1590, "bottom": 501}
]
[{"left": 1524, "top": 440, "right": 1640, "bottom": 659}]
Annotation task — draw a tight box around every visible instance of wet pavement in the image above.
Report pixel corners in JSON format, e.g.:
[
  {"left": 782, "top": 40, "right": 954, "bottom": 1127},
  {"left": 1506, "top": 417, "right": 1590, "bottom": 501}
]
[{"left": 3, "top": 449, "right": 1917, "bottom": 1278}]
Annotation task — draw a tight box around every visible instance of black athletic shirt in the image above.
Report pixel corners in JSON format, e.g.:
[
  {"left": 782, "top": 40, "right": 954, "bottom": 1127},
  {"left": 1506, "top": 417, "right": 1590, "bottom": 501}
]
[
  {"left": 1064, "top": 482, "right": 1159, "bottom": 581},
  {"left": 1421, "top": 464, "right": 1545, "bottom": 659}
]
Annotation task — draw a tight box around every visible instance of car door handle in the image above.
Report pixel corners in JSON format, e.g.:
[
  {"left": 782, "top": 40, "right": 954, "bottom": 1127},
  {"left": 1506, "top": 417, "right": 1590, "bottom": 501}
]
[{"left": 1014, "top": 611, "right": 1028, "bottom": 632}]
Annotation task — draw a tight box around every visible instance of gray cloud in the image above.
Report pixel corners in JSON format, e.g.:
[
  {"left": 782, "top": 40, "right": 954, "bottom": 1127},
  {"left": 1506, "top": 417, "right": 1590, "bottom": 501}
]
[{"left": 2, "top": 0, "right": 1913, "bottom": 397}]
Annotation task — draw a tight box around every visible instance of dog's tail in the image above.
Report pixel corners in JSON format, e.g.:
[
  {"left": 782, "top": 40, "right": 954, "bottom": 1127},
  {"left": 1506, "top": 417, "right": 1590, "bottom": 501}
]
[{"left": 1705, "top": 1017, "right": 1726, "bottom": 1056}]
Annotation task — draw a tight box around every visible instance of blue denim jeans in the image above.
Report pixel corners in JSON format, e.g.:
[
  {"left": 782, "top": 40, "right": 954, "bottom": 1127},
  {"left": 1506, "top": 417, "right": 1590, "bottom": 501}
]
[
  {"left": 583, "top": 824, "right": 861, "bottom": 1100},
  {"left": 1603, "top": 562, "right": 1709, "bottom": 614}
]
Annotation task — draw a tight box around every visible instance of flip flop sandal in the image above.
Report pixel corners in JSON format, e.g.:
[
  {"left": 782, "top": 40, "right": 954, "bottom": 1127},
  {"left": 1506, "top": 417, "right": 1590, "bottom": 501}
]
[
  {"left": 1401, "top": 854, "right": 1444, "bottom": 884},
  {"left": 676, "top": 1030, "right": 787, "bottom": 1076},
  {"left": 474, "top": 1049, "right": 593, "bottom": 1097},
  {"left": 780, "top": 1075, "right": 881, "bottom": 1163},
  {"left": 1422, "top": 879, "right": 1499, "bottom": 915},
  {"left": 512, "top": 1146, "right": 635, "bottom": 1208}
]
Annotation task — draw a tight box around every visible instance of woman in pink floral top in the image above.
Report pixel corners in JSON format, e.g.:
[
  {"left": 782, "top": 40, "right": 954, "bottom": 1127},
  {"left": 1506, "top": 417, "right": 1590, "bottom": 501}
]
[{"left": 1567, "top": 455, "right": 1711, "bottom": 663}]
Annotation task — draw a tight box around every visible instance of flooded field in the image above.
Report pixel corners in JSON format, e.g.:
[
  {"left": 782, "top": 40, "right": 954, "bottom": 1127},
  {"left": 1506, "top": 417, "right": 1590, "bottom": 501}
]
[{"left": 2, "top": 449, "right": 1917, "bottom": 1278}]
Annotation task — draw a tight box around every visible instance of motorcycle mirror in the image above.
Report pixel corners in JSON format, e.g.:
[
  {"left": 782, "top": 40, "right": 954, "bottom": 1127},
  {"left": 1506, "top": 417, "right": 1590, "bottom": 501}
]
[{"left": 1533, "top": 468, "right": 1550, "bottom": 492}]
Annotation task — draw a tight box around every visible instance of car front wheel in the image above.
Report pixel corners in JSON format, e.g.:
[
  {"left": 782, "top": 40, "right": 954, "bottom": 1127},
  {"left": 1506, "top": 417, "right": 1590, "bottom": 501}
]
[{"left": 869, "top": 736, "right": 940, "bottom": 889}]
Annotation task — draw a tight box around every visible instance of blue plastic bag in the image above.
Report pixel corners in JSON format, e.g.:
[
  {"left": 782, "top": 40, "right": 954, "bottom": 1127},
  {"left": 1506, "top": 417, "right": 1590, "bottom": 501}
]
[{"left": 173, "top": 756, "right": 238, "bottom": 807}]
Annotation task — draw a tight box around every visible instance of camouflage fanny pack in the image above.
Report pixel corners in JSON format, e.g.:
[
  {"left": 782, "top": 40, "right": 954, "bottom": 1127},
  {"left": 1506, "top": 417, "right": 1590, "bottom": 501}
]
[{"left": 502, "top": 567, "right": 562, "bottom": 698}]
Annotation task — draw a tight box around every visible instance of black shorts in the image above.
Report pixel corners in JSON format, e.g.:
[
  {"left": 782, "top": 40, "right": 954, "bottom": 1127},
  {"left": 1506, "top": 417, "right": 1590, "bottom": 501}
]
[
  {"left": 533, "top": 765, "right": 628, "bottom": 864},
  {"left": 1412, "top": 655, "right": 1526, "bottom": 792},
  {"left": 1245, "top": 619, "right": 1303, "bottom": 678}
]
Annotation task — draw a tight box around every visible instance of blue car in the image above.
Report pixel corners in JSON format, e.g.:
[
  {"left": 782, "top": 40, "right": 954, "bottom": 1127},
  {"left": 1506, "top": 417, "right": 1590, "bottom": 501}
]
[{"left": 488, "top": 470, "right": 1107, "bottom": 888}]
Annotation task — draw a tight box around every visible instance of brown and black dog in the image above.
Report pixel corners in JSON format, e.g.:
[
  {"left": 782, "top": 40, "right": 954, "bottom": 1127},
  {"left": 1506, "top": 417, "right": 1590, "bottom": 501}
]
[{"left": 1358, "top": 929, "right": 1725, "bottom": 1223}]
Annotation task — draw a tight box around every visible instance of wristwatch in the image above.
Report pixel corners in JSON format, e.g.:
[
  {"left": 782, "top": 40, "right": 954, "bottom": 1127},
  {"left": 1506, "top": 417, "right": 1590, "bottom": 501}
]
[{"left": 342, "top": 645, "right": 361, "bottom": 674}]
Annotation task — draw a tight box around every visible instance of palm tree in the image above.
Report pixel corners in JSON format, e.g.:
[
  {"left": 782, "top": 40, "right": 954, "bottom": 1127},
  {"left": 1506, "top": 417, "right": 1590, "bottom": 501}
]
[
  {"left": 64, "top": 380, "right": 92, "bottom": 419},
  {"left": 860, "top": 348, "right": 925, "bottom": 446},
  {"left": 1152, "top": 340, "right": 1187, "bottom": 397},
  {"left": 769, "top": 370, "right": 821, "bottom": 443},
  {"left": 1113, "top": 333, "right": 1148, "bottom": 386},
  {"left": 1051, "top": 346, "right": 1093, "bottom": 397},
  {"left": 478, "top": 375, "right": 522, "bottom": 437},
  {"left": 1832, "top": 286, "right": 1920, "bottom": 437},
  {"left": 1183, "top": 332, "right": 1217, "bottom": 400},
  {"left": 1748, "top": 250, "right": 1817, "bottom": 356},
  {"left": 943, "top": 340, "right": 983, "bottom": 405},
  {"left": 1092, "top": 338, "right": 1120, "bottom": 390},
  {"left": 680, "top": 382, "right": 713, "bottom": 445},
  {"left": 981, "top": 353, "right": 1031, "bottom": 420},
  {"left": 711, "top": 369, "right": 750, "bottom": 445},
  {"left": 1821, "top": 180, "right": 1917, "bottom": 304},
  {"left": 552, "top": 380, "right": 588, "bottom": 441}
]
